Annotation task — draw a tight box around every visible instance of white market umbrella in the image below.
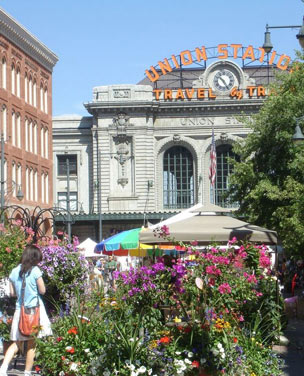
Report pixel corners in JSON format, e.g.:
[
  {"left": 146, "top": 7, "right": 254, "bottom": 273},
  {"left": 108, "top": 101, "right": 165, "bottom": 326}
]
[{"left": 78, "top": 238, "right": 98, "bottom": 258}]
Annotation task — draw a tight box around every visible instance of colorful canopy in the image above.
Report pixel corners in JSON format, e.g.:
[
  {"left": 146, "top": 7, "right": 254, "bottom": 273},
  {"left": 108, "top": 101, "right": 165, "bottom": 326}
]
[{"left": 95, "top": 228, "right": 151, "bottom": 253}]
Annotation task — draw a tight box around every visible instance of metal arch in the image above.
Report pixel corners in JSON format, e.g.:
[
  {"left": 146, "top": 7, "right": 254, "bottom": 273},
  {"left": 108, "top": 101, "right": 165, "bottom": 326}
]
[
  {"left": 145, "top": 46, "right": 290, "bottom": 89},
  {"left": 0, "top": 205, "right": 73, "bottom": 242}
]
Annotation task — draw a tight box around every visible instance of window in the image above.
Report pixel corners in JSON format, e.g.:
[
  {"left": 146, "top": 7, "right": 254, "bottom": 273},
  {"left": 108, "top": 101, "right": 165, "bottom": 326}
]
[
  {"left": 41, "top": 172, "right": 45, "bottom": 203},
  {"left": 2, "top": 106, "right": 7, "bottom": 141},
  {"left": 25, "top": 118, "right": 29, "bottom": 151},
  {"left": 40, "top": 126, "right": 44, "bottom": 156},
  {"left": 33, "top": 80, "right": 37, "bottom": 107},
  {"left": 25, "top": 74, "right": 28, "bottom": 102},
  {"left": 44, "top": 128, "right": 48, "bottom": 158},
  {"left": 57, "top": 155, "right": 77, "bottom": 176},
  {"left": 163, "top": 146, "right": 194, "bottom": 209},
  {"left": 214, "top": 144, "right": 239, "bottom": 208},
  {"left": 16, "top": 113, "right": 21, "bottom": 148},
  {"left": 33, "top": 123, "right": 37, "bottom": 154},
  {"left": 11, "top": 64, "right": 15, "bottom": 95},
  {"left": 34, "top": 170, "right": 38, "bottom": 201},
  {"left": 2, "top": 58, "right": 6, "bottom": 89},
  {"left": 57, "top": 191, "right": 78, "bottom": 211},
  {"left": 11, "top": 111, "right": 16, "bottom": 146},
  {"left": 16, "top": 68, "right": 20, "bottom": 97},
  {"left": 40, "top": 84, "right": 44, "bottom": 111},
  {"left": 44, "top": 87, "right": 48, "bottom": 113},
  {"left": 29, "top": 76, "right": 32, "bottom": 105}
]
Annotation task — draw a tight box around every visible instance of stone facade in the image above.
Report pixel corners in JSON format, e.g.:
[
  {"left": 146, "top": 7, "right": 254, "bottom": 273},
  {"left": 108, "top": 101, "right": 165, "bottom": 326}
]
[{"left": 53, "top": 60, "right": 270, "bottom": 241}]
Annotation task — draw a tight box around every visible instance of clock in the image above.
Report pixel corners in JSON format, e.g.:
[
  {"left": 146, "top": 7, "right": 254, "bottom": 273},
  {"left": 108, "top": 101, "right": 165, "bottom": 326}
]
[{"left": 213, "top": 69, "right": 235, "bottom": 91}]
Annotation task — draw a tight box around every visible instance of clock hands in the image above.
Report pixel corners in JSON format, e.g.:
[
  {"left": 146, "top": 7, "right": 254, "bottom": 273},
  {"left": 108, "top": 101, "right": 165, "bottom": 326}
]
[{"left": 218, "top": 76, "right": 230, "bottom": 89}]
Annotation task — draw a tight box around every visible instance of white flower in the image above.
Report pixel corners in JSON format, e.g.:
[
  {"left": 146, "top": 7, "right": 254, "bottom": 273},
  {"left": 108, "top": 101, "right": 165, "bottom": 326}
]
[
  {"left": 200, "top": 358, "right": 206, "bottom": 364},
  {"left": 138, "top": 366, "right": 147, "bottom": 373},
  {"left": 84, "top": 348, "right": 90, "bottom": 353},
  {"left": 187, "top": 351, "right": 193, "bottom": 358},
  {"left": 130, "top": 364, "right": 136, "bottom": 371},
  {"left": 217, "top": 343, "right": 223, "bottom": 349},
  {"left": 184, "top": 359, "right": 192, "bottom": 364},
  {"left": 131, "top": 371, "right": 138, "bottom": 376},
  {"left": 175, "top": 351, "right": 181, "bottom": 355},
  {"left": 148, "top": 369, "right": 153, "bottom": 375},
  {"left": 70, "top": 363, "right": 78, "bottom": 371},
  {"left": 59, "top": 372, "right": 65, "bottom": 376},
  {"left": 103, "top": 371, "right": 111, "bottom": 376},
  {"left": 212, "top": 348, "right": 219, "bottom": 356},
  {"left": 221, "top": 353, "right": 226, "bottom": 359}
]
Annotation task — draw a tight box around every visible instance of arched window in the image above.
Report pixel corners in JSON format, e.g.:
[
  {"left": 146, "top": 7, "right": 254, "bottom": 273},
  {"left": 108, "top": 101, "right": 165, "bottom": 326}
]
[
  {"left": 44, "top": 86, "right": 48, "bottom": 113},
  {"left": 29, "top": 120, "right": 33, "bottom": 153},
  {"left": 40, "top": 126, "right": 44, "bottom": 157},
  {"left": 40, "top": 84, "right": 44, "bottom": 112},
  {"left": 45, "top": 127, "right": 48, "bottom": 158},
  {"left": 16, "top": 67, "right": 20, "bottom": 97},
  {"left": 11, "top": 63, "right": 15, "bottom": 95},
  {"left": 2, "top": 106, "right": 7, "bottom": 141},
  {"left": 12, "top": 161, "right": 16, "bottom": 197},
  {"left": 11, "top": 111, "right": 16, "bottom": 146},
  {"left": 29, "top": 75, "right": 32, "bottom": 105},
  {"left": 41, "top": 171, "right": 45, "bottom": 203},
  {"left": 34, "top": 169, "right": 38, "bottom": 201},
  {"left": 16, "top": 113, "right": 21, "bottom": 148},
  {"left": 25, "top": 166, "right": 29, "bottom": 200},
  {"left": 163, "top": 145, "right": 194, "bottom": 209},
  {"left": 33, "top": 122, "right": 37, "bottom": 154},
  {"left": 30, "top": 168, "right": 33, "bottom": 201},
  {"left": 25, "top": 118, "right": 29, "bottom": 151},
  {"left": 2, "top": 57, "right": 6, "bottom": 89},
  {"left": 33, "top": 79, "right": 37, "bottom": 107},
  {"left": 25, "top": 73, "right": 28, "bottom": 102},
  {"left": 214, "top": 144, "right": 239, "bottom": 207}
]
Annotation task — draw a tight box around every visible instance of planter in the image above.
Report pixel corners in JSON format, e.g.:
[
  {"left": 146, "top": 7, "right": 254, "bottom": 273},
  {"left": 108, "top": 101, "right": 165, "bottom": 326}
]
[{"left": 3, "top": 340, "right": 12, "bottom": 355}]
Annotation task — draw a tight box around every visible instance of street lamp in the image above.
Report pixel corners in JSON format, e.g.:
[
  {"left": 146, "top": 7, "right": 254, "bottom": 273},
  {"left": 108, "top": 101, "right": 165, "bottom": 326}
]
[
  {"left": 292, "top": 116, "right": 304, "bottom": 144},
  {"left": 262, "top": 18, "right": 304, "bottom": 53}
]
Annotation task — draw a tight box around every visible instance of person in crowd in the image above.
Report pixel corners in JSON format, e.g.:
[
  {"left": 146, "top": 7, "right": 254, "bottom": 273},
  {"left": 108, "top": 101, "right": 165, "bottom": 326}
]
[
  {"left": 105, "top": 256, "right": 117, "bottom": 288},
  {"left": 0, "top": 245, "right": 52, "bottom": 376}
]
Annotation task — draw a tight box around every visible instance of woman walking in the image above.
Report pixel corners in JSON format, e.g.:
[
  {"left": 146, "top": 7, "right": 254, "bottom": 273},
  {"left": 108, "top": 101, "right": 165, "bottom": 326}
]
[{"left": 0, "top": 245, "right": 52, "bottom": 376}]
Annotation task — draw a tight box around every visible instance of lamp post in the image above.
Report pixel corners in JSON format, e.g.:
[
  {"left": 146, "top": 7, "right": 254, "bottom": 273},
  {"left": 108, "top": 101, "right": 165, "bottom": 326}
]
[
  {"left": 64, "top": 154, "right": 72, "bottom": 242},
  {"left": 262, "top": 18, "right": 304, "bottom": 53},
  {"left": 292, "top": 116, "right": 304, "bottom": 144}
]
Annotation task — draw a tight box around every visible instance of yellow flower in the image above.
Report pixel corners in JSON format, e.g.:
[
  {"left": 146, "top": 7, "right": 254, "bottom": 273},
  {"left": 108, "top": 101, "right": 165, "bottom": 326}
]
[
  {"left": 149, "top": 340, "right": 158, "bottom": 349},
  {"left": 174, "top": 316, "right": 182, "bottom": 323},
  {"left": 250, "top": 373, "right": 256, "bottom": 376}
]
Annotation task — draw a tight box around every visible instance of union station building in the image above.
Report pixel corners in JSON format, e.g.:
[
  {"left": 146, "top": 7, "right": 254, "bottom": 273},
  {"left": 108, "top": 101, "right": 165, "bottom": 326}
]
[{"left": 53, "top": 44, "right": 289, "bottom": 241}]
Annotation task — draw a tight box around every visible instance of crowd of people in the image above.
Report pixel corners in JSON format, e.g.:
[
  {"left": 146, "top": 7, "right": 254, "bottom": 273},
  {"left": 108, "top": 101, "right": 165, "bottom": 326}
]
[{"left": 91, "top": 256, "right": 121, "bottom": 291}]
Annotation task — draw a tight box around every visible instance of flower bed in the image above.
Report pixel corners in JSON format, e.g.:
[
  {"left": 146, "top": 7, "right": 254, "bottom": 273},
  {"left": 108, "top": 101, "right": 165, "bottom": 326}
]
[{"left": 35, "top": 237, "right": 284, "bottom": 376}]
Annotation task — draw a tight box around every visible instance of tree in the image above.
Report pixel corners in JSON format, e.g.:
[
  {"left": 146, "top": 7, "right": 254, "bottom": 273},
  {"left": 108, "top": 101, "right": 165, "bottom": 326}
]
[{"left": 229, "top": 56, "right": 304, "bottom": 257}]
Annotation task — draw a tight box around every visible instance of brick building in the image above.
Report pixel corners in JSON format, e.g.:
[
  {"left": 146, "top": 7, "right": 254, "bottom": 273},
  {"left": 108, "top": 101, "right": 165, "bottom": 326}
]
[{"left": 0, "top": 7, "right": 58, "bottom": 210}]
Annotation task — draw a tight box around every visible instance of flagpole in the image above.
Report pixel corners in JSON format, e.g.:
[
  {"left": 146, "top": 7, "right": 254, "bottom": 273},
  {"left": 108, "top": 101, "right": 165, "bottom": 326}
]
[{"left": 209, "top": 127, "right": 217, "bottom": 205}]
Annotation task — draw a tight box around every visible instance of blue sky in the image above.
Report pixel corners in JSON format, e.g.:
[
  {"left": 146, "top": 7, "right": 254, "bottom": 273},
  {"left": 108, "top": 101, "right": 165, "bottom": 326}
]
[{"left": 1, "top": 0, "right": 303, "bottom": 116}]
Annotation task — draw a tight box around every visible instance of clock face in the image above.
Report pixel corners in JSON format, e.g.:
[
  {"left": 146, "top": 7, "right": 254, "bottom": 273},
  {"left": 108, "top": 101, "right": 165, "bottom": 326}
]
[{"left": 213, "top": 69, "right": 235, "bottom": 91}]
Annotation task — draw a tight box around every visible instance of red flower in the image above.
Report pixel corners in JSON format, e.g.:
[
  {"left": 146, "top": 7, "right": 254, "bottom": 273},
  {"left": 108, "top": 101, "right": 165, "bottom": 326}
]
[
  {"left": 35, "top": 366, "right": 41, "bottom": 372},
  {"left": 67, "top": 326, "right": 78, "bottom": 335},
  {"left": 183, "top": 326, "right": 192, "bottom": 333},
  {"left": 66, "top": 347, "right": 75, "bottom": 354},
  {"left": 61, "top": 356, "right": 66, "bottom": 361},
  {"left": 56, "top": 336, "right": 63, "bottom": 342},
  {"left": 192, "top": 360, "right": 200, "bottom": 368},
  {"left": 233, "top": 337, "right": 238, "bottom": 343},
  {"left": 159, "top": 336, "right": 171, "bottom": 344}
]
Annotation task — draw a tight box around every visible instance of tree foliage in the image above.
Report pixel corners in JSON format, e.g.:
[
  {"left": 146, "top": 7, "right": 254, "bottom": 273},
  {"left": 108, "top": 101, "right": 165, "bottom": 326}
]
[{"left": 229, "top": 55, "right": 304, "bottom": 257}]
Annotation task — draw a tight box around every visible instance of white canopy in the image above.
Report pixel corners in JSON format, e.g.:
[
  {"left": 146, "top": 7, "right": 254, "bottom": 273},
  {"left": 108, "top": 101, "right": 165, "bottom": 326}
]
[{"left": 78, "top": 238, "right": 98, "bottom": 258}]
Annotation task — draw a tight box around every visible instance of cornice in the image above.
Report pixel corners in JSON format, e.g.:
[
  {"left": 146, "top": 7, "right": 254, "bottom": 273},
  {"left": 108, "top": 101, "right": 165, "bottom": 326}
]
[{"left": 0, "top": 7, "right": 58, "bottom": 72}]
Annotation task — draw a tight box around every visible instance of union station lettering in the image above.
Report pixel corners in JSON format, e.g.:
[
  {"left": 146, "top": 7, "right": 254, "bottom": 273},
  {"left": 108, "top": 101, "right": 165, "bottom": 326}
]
[{"left": 146, "top": 43, "right": 291, "bottom": 83}]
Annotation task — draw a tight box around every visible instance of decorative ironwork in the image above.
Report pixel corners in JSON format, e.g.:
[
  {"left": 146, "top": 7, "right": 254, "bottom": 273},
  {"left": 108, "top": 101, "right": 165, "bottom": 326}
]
[{"left": 0, "top": 205, "right": 73, "bottom": 242}]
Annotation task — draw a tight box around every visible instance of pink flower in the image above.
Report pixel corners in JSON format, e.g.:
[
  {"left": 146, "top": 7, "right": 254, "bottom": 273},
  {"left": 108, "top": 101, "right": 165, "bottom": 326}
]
[
  {"left": 218, "top": 283, "right": 231, "bottom": 294},
  {"left": 6, "top": 247, "right": 12, "bottom": 253},
  {"left": 161, "top": 225, "right": 170, "bottom": 236},
  {"left": 239, "top": 315, "right": 244, "bottom": 322},
  {"left": 191, "top": 240, "right": 198, "bottom": 246},
  {"left": 228, "top": 236, "right": 237, "bottom": 245}
]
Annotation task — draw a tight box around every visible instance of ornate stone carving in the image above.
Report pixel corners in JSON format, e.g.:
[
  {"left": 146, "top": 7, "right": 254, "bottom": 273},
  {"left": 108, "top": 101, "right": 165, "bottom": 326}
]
[
  {"left": 112, "top": 113, "right": 133, "bottom": 187},
  {"left": 220, "top": 132, "right": 228, "bottom": 142},
  {"left": 173, "top": 134, "right": 181, "bottom": 143},
  {"left": 113, "top": 89, "right": 131, "bottom": 99}
]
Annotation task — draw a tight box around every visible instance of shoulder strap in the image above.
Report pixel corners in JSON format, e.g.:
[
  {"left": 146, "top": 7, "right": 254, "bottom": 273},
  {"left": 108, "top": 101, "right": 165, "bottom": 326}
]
[{"left": 20, "top": 273, "right": 26, "bottom": 306}]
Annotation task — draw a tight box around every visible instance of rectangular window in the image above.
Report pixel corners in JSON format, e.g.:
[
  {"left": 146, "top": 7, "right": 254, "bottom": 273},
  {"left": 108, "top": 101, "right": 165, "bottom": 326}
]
[
  {"left": 57, "top": 155, "right": 77, "bottom": 176},
  {"left": 57, "top": 191, "right": 78, "bottom": 211}
]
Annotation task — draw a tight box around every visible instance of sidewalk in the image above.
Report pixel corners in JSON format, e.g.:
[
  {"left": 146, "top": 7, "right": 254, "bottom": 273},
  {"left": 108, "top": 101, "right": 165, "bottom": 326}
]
[{"left": 273, "top": 317, "right": 304, "bottom": 376}]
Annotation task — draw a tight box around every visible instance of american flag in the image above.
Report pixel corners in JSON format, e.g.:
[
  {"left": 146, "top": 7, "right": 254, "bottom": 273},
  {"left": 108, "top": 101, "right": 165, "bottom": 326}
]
[{"left": 209, "top": 128, "right": 217, "bottom": 187}]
